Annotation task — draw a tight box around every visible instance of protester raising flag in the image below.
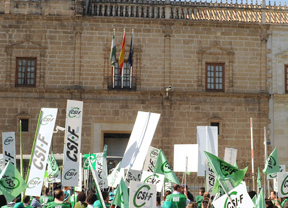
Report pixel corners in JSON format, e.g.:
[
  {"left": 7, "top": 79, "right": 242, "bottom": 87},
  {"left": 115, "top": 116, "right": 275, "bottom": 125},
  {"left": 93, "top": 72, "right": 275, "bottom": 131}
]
[
  {"left": 263, "top": 147, "right": 280, "bottom": 175},
  {"left": 255, "top": 189, "right": 265, "bottom": 208},
  {"left": 0, "top": 162, "right": 27, "bottom": 202},
  {"left": 112, "top": 178, "right": 129, "bottom": 208},
  {"left": 110, "top": 29, "right": 116, "bottom": 66},
  {"left": 118, "top": 29, "right": 126, "bottom": 74},
  {"left": 154, "top": 150, "right": 180, "bottom": 185},
  {"left": 204, "top": 151, "right": 248, "bottom": 192},
  {"left": 47, "top": 151, "right": 59, "bottom": 177},
  {"left": 257, "top": 167, "right": 262, "bottom": 191}
]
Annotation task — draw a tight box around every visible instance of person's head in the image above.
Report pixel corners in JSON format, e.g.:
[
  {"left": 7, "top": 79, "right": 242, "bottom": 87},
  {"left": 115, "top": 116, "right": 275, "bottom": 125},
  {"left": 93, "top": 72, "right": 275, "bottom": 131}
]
[
  {"left": 55, "top": 189, "right": 65, "bottom": 201},
  {"left": 186, "top": 202, "right": 198, "bottom": 208},
  {"left": 265, "top": 198, "right": 274, "bottom": 208},
  {"left": 63, "top": 186, "right": 71, "bottom": 191},
  {"left": 164, "top": 190, "right": 172, "bottom": 201},
  {"left": 173, "top": 184, "right": 181, "bottom": 192},
  {"left": 248, "top": 190, "right": 257, "bottom": 199},
  {"left": 201, "top": 198, "right": 209, "bottom": 208},
  {"left": 199, "top": 187, "right": 205, "bottom": 196},
  {"left": 86, "top": 193, "right": 97, "bottom": 205},
  {"left": 203, "top": 192, "right": 210, "bottom": 199},
  {"left": 77, "top": 192, "right": 86, "bottom": 202},
  {"left": 14, "top": 195, "right": 21, "bottom": 203},
  {"left": 270, "top": 191, "right": 277, "bottom": 200},
  {"left": 102, "top": 191, "right": 109, "bottom": 202},
  {"left": 23, "top": 196, "right": 30, "bottom": 204}
]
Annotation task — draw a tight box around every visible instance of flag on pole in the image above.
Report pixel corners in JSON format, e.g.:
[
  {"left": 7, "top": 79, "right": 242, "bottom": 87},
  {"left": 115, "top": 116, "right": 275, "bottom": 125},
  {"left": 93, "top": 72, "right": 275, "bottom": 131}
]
[
  {"left": 128, "top": 30, "right": 134, "bottom": 68},
  {"left": 154, "top": 150, "right": 180, "bottom": 184},
  {"left": 47, "top": 152, "right": 59, "bottom": 177},
  {"left": 110, "top": 29, "right": 116, "bottom": 66},
  {"left": 255, "top": 189, "right": 265, "bottom": 208},
  {"left": 0, "top": 162, "right": 27, "bottom": 202},
  {"left": 263, "top": 147, "right": 280, "bottom": 175},
  {"left": 118, "top": 30, "right": 126, "bottom": 74},
  {"left": 257, "top": 167, "right": 262, "bottom": 191},
  {"left": 112, "top": 178, "right": 129, "bottom": 208},
  {"left": 204, "top": 151, "right": 248, "bottom": 192}
]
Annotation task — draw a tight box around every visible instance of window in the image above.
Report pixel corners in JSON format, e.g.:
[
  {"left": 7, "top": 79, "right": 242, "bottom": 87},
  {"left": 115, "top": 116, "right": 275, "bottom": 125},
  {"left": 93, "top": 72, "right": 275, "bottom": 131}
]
[
  {"left": 206, "top": 63, "right": 225, "bottom": 92},
  {"left": 16, "top": 57, "right": 36, "bottom": 87},
  {"left": 210, "top": 122, "right": 220, "bottom": 135},
  {"left": 285, "top": 65, "right": 288, "bottom": 93},
  {"left": 20, "top": 119, "right": 29, "bottom": 132}
]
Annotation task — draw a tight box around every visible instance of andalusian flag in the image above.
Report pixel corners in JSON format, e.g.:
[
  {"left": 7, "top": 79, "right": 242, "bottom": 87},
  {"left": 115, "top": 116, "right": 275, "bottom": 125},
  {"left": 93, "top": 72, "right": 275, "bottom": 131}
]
[
  {"left": 204, "top": 151, "right": 247, "bottom": 192},
  {"left": 47, "top": 152, "right": 59, "bottom": 176},
  {"left": 112, "top": 178, "right": 129, "bottom": 208},
  {"left": 154, "top": 150, "right": 180, "bottom": 184},
  {"left": 118, "top": 30, "right": 126, "bottom": 74},
  {"left": 110, "top": 29, "right": 116, "bottom": 66},
  {"left": 0, "top": 162, "right": 27, "bottom": 202},
  {"left": 263, "top": 147, "right": 279, "bottom": 175},
  {"left": 257, "top": 167, "right": 262, "bottom": 190}
]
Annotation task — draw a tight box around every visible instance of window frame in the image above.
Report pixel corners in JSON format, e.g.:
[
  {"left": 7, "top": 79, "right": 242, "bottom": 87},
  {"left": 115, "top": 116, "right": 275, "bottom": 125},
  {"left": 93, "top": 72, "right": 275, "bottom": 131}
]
[
  {"left": 205, "top": 63, "right": 225, "bottom": 92},
  {"left": 285, "top": 65, "right": 288, "bottom": 94},
  {"left": 112, "top": 60, "right": 133, "bottom": 89},
  {"left": 15, "top": 57, "right": 37, "bottom": 87}
]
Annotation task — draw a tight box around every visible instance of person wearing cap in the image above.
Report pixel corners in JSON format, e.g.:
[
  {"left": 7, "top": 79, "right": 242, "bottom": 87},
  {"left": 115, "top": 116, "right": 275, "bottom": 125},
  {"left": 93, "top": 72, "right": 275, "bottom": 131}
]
[{"left": 166, "top": 184, "right": 187, "bottom": 208}]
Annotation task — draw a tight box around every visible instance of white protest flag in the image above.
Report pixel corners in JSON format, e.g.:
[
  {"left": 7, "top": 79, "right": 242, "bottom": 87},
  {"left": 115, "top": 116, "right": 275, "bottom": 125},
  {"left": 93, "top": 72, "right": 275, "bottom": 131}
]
[
  {"left": 129, "top": 181, "right": 157, "bottom": 208},
  {"left": 75, "top": 153, "right": 82, "bottom": 192},
  {"left": 277, "top": 172, "right": 288, "bottom": 197},
  {"left": 121, "top": 112, "right": 160, "bottom": 170},
  {"left": 62, "top": 100, "right": 83, "bottom": 186},
  {"left": 2, "top": 132, "right": 16, "bottom": 167},
  {"left": 125, "top": 169, "right": 142, "bottom": 187},
  {"left": 143, "top": 146, "right": 160, "bottom": 172},
  {"left": 212, "top": 183, "right": 254, "bottom": 208},
  {"left": 174, "top": 144, "right": 198, "bottom": 172},
  {"left": 224, "top": 148, "right": 238, "bottom": 165},
  {"left": 95, "top": 152, "right": 108, "bottom": 189},
  {"left": 26, "top": 108, "right": 58, "bottom": 196},
  {"left": 197, "top": 126, "right": 218, "bottom": 176},
  {"left": 141, "top": 171, "right": 164, "bottom": 192}
]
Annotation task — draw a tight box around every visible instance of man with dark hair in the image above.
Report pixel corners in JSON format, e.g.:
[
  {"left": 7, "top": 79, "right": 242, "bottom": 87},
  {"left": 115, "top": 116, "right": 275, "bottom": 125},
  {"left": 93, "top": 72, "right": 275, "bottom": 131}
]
[
  {"left": 195, "top": 187, "right": 205, "bottom": 208},
  {"left": 40, "top": 187, "right": 54, "bottom": 206},
  {"left": 47, "top": 189, "right": 70, "bottom": 208},
  {"left": 93, "top": 191, "right": 110, "bottom": 208},
  {"left": 14, "top": 196, "right": 32, "bottom": 208},
  {"left": 86, "top": 193, "right": 97, "bottom": 208},
  {"left": 166, "top": 184, "right": 187, "bottom": 208},
  {"left": 270, "top": 191, "right": 281, "bottom": 207}
]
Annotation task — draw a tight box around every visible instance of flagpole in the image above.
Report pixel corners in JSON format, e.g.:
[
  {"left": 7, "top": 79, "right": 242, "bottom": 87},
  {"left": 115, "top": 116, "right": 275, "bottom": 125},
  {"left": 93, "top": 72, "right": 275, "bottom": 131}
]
[
  {"left": 264, "top": 126, "right": 268, "bottom": 198},
  {"left": 250, "top": 117, "right": 255, "bottom": 191},
  {"left": 20, "top": 120, "right": 24, "bottom": 201},
  {"left": 23, "top": 110, "right": 42, "bottom": 197}
]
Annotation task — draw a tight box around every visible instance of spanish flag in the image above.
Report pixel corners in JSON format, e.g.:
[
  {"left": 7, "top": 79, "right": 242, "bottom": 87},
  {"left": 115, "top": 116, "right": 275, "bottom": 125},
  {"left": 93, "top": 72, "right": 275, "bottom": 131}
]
[{"left": 118, "top": 30, "right": 126, "bottom": 74}]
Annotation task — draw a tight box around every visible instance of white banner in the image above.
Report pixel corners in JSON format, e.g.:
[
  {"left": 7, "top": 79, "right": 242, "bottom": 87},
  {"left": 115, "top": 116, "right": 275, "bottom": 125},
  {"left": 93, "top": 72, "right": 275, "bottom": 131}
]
[
  {"left": 2, "top": 132, "right": 16, "bottom": 167},
  {"left": 121, "top": 112, "right": 160, "bottom": 170},
  {"left": 75, "top": 153, "right": 82, "bottom": 192},
  {"left": 129, "top": 181, "right": 157, "bottom": 208},
  {"left": 197, "top": 126, "right": 218, "bottom": 176},
  {"left": 26, "top": 108, "right": 58, "bottom": 196},
  {"left": 95, "top": 153, "right": 108, "bottom": 189},
  {"left": 224, "top": 148, "right": 237, "bottom": 165},
  {"left": 268, "top": 165, "right": 286, "bottom": 179},
  {"left": 212, "top": 183, "right": 254, "bottom": 208},
  {"left": 0, "top": 154, "right": 3, "bottom": 171},
  {"left": 174, "top": 144, "right": 198, "bottom": 172},
  {"left": 141, "top": 171, "right": 164, "bottom": 192},
  {"left": 62, "top": 100, "right": 83, "bottom": 186},
  {"left": 205, "top": 163, "right": 216, "bottom": 194},
  {"left": 125, "top": 169, "right": 142, "bottom": 187},
  {"left": 143, "top": 146, "right": 160, "bottom": 172},
  {"left": 277, "top": 172, "right": 288, "bottom": 197}
]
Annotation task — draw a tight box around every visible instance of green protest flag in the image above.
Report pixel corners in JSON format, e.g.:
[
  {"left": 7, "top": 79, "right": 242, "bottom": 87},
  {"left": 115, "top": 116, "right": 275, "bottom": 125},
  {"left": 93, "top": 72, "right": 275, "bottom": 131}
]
[
  {"left": 252, "top": 194, "right": 257, "bottom": 205},
  {"left": 83, "top": 154, "right": 97, "bottom": 170},
  {"left": 0, "top": 162, "right": 28, "bottom": 202},
  {"left": 204, "top": 151, "right": 248, "bottom": 192},
  {"left": 257, "top": 167, "right": 262, "bottom": 191},
  {"left": 47, "top": 152, "right": 59, "bottom": 176},
  {"left": 112, "top": 178, "right": 129, "bottom": 208},
  {"left": 255, "top": 189, "right": 265, "bottom": 208},
  {"left": 154, "top": 150, "right": 180, "bottom": 184},
  {"left": 263, "top": 147, "right": 280, "bottom": 175}
]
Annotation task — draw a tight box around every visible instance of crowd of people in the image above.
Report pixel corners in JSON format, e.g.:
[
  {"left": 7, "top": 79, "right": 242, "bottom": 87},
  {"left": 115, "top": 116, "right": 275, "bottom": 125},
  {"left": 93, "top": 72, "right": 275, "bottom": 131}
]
[{"left": 0, "top": 183, "right": 288, "bottom": 208}]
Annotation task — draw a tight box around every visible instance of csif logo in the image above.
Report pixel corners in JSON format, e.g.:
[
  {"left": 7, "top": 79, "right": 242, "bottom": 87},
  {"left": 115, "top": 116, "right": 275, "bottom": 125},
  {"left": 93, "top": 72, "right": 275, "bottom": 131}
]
[
  {"left": 28, "top": 177, "right": 42, "bottom": 188},
  {"left": 281, "top": 175, "right": 288, "bottom": 195},
  {"left": 68, "top": 107, "right": 81, "bottom": 118},
  {"left": 133, "top": 185, "right": 153, "bottom": 208},
  {"left": 4, "top": 136, "right": 14, "bottom": 145},
  {"left": 0, "top": 175, "right": 20, "bottom": 189},
  {"left": 83, "top": 155, "right": 97, "bottom": 168},
  {"left": 223, "top": 191, "right": 244, "bottom": 208},
  {"left": 161, "top": 161, "right": 172, "bottom": 173},
  {"left": 64, "top": 169, "right": 77, "bottom": 180},
  {"left": 150, "top": 149, "right": 159, "bottom": 158},
  {"left": 41, "top": 115, "right": 54, "bottom": 125},
  {"left": 267, "top": 156, "right": 277, "bottom": 169},
  {"left": 144, "top": 174, "right": 160, "bottom": 184}
]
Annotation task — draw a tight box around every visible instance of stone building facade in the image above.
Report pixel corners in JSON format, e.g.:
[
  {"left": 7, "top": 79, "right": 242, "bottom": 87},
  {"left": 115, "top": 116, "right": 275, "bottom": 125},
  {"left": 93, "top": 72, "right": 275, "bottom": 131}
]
[{"left": 1, "top": 0, "right": 287, "bottom": 190}]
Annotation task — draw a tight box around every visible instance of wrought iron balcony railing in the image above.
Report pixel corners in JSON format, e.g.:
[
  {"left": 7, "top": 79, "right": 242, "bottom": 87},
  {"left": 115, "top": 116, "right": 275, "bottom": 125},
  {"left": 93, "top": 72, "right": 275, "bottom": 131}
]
[{"left": 107, "top": 75, "right": 137, "bottom": 90}]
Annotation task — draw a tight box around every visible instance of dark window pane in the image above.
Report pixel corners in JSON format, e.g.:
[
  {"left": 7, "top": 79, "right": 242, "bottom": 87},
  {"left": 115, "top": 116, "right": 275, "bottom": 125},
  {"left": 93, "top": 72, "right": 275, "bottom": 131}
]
[{"left": 20, "top": 119, "right": 29, "bottom": 132}]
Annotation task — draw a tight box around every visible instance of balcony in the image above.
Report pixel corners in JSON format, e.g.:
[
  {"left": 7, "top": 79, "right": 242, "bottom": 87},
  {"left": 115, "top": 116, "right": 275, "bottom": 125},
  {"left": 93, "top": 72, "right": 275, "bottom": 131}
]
[{"left": 107, "top": 75, "right": 137, "bottom": 91}]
